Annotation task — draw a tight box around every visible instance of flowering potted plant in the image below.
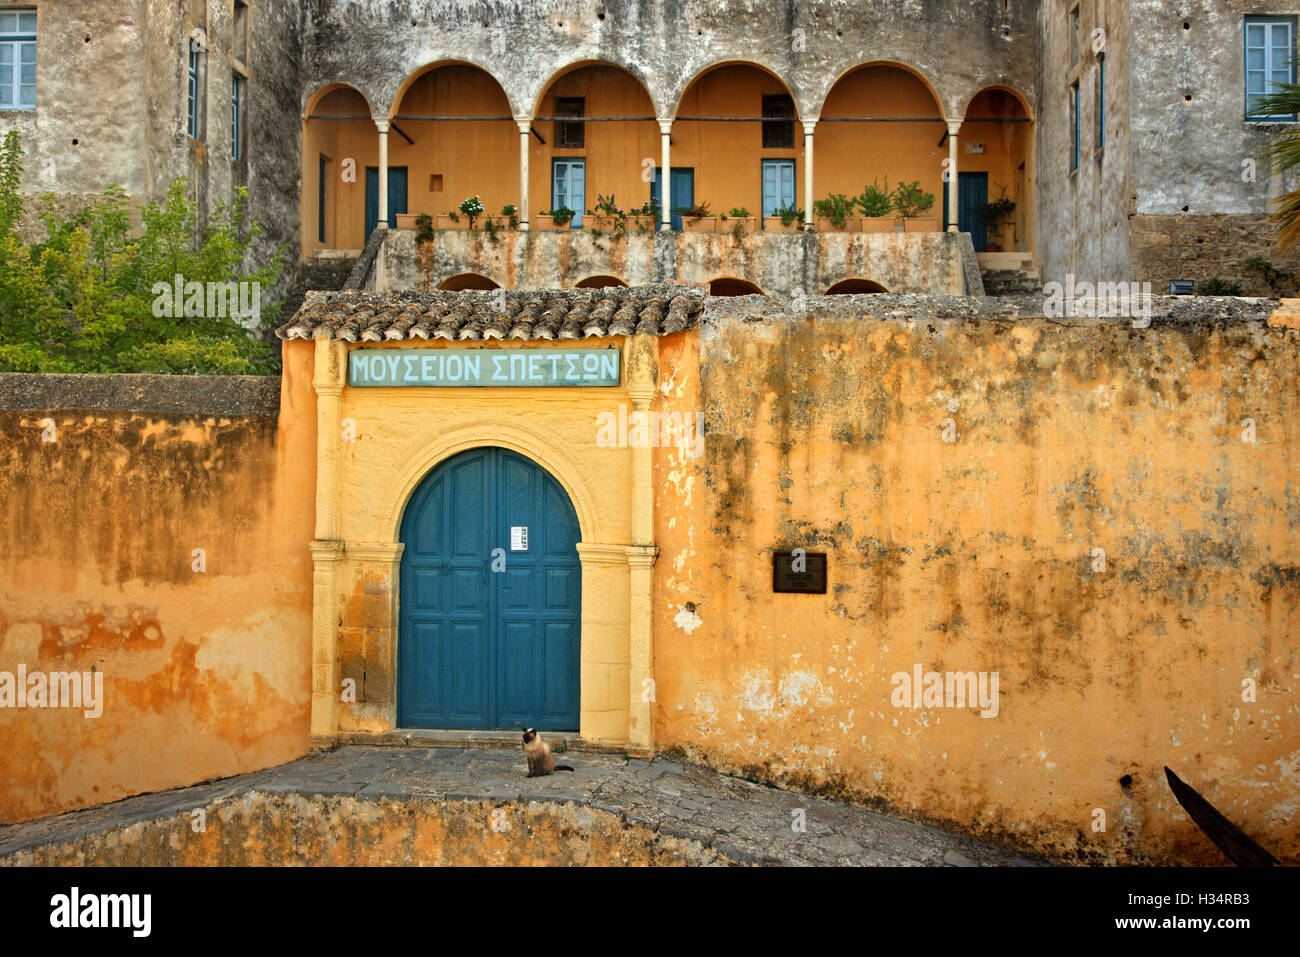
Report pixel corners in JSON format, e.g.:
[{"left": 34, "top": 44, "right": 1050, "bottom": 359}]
[
  {"left": 855, "top": 179, "right": 898, "bottom": 232},
  {"left": 676, "top": 202, "right": 716, "bottom": 233},
  {"left": 813, "top": 193, "right": 859, "bottom": 232},
  {"left": 892, "top": 181, "right": 939, "bottom": 232},
  {"left": 536, "top": 207, "right": 575, "bottom": 230},
  {"left": 586, "top": 194, "right": 625, "bottom": 231},
  {"left": 763, "top": 203, "right": 804, "bottom": 232},
  {"left": 719, "top": 206, "right": 756, "bottom": 240}
]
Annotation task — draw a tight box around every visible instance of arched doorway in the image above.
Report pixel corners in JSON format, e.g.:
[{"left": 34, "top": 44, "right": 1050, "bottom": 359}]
[{"left": 398, "top": 447, "right": 581, "bottom": 730}]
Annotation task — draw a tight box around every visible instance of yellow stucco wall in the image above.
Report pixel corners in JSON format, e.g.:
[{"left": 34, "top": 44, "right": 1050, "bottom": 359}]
[
  {"left": 0, "top": 355, "right": 317, "bottom": 825},
  {"left": 651, "top": 308, "right": 1300, "bottom": 865},
  {"left": 305, "top": 335, "right": 654, "bottom": 746}
]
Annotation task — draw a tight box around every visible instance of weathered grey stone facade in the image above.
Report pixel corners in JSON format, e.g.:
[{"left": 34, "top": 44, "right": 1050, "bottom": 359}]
[{"left": 8, "top": 1, "right": 1300, "bottom": 296}]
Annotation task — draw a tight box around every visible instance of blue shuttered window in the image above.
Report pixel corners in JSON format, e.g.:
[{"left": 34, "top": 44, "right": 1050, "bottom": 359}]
[
  {"left": 187, "top": 48, "right": 200, "bottom": 138},
  {"left": 0, "top": 10, "right": 36, "bottom": 110},
  {"left": 1246, "top": 17, "right": 1296, "bottom": 121},
  {"left": 231, "top": 73, "right": 243, "bottom": 160}
]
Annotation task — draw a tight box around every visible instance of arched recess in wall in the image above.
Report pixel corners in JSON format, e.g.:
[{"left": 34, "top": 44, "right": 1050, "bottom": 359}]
[
  {"left": 816, "top": 63, "right": 946, "bottom": 233},
  {"left": 439, "top": 273, "right": 500, "bottom": 291},
  {"left": 959, "top": 86, "right": 1035, "bottom": 255},
  {"left": 574, "top": 275, "right": 628, "bottom": 289},
  {"left": 531, "top": 61, "right": 658, "bottom": 230},
  {"left": 826, "top": 278, "right": 888, "bottom": 294},
  {"left": 385, "top": 62, "right": 517, "bottom": 238},
  {"left": 302, "top": 83, "right": 377, "bottom": 257},
  {"left": 672, "top": 61, "right": 801, "bottom": 230},
  {"left": 708, "top": 277, "right": 764, "bottom": 297}
]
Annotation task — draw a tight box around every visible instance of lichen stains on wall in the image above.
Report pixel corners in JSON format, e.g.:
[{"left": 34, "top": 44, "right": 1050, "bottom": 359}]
[
  {"left": 653, "top": 298, "right": 1300, "bottom": 864},
  {"left": 0, "top": 369, "right": 316, "bottom": 825},
  {"left": 4, "top": 793, "right": 729, "bottom": 866}
]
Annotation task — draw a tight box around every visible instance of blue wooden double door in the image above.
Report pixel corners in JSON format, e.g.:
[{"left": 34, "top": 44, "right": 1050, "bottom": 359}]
[{"left": 398, "top": 447, "right": 581, "bottom": 730}]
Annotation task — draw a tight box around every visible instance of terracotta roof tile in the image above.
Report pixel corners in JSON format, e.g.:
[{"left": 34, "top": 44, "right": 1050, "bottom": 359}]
[{"left": 276, "top": 285, "right": 707, "bottom": 342}]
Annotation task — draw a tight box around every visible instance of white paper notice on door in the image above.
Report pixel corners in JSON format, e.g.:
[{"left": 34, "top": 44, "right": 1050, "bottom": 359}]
[{"left": 510, "top": 526, "right": 528, "bottom": 551}]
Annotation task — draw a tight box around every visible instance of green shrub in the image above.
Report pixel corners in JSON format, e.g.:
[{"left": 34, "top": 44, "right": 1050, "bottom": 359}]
[
  {"left": 0, "top": 130, "right": 283, "bottom": 374},
  {"left": 891, "top": 180, "right": 936, "bottom": 218},
  {"left": 854, "top": 179, "right": 894, "bottom": 218},
  {"left": 1196, "top": 277, "right": 1245, "bottom": 296},
  {"left": 812, "top": 193, "right": 855, "bottom": 228}
]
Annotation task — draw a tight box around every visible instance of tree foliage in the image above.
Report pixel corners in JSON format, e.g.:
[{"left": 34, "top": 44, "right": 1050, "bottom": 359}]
[{"left": 0, "top": 130, "right": 283, "bottom": 373}]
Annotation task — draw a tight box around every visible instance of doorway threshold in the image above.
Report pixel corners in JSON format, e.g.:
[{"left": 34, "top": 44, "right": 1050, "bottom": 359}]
[{"left": 336, "top": 729, "right": 613, "bottom": 752}]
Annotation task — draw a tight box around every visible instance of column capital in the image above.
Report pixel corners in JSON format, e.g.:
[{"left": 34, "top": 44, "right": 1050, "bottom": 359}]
[
  {"left": 802, "top": 119, "right": 818, "bottom": 136},
  {"left": 657, "top": 117, "right": 673, "bottom": 135},
  {"left": 309, "top": 539, "right": 346, "bottom": 563},
  {"left": 347, "top": 542, "right": 405, "bottom": 563},
  {"left": 515, "top": 116, "right": 532, "bottom": 134},
  {"left": 946, "top": 118, "right": 962, "bottom": 136},
  {"left": 625, "top": 544, "right": 659, "bottom": 569},
  {"left": 374, "top": 118, "right": 390, "bottom": 134}
]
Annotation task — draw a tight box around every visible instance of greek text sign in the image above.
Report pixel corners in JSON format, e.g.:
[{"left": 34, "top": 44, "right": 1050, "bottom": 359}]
[{"left": 348, "top": 348, "right": 620, "bottom": 387}]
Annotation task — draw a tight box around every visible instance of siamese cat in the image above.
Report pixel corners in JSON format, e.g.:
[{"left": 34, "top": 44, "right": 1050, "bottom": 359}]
[{"left": 522, "top": 728, "right": 574, "bottom": 777}]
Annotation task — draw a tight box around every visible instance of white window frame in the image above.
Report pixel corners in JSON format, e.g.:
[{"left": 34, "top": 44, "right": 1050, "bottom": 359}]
[
  {"left": 231, "top": 72, "right": 244, "bottom": 161},
  {"left": 187, "top": 47, "right": 201, "bottom": 138},
  {"left": 0, "top": 9, "right": 37, "bottom": 111},
  {"left": 1245, "top": 16, "right": 1297, "bottom": 122}
]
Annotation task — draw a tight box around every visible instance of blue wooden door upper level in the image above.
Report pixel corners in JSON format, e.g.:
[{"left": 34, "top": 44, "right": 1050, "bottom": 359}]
[{"left": 398, "top": 447, "right": 581, "bottom": 730}]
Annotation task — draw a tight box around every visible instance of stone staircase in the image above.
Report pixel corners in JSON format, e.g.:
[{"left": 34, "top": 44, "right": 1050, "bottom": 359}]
[
  {"left": 978, "top": 251, "right": 1041, "bottom": 295},
  {"left": 282, "top": 250, "right": 359, "bottom": 321}
]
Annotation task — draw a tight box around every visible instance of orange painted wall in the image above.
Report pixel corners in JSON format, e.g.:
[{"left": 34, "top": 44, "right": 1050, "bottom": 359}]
[
  {"left": 651, "top": 310, "right": 1300, "bottom": 864},
  {"left": 302, "top": 87, "right": 379, "bottom": 255},
  {"left": 672, "top": 65, "right": 801, "bottom": 218},
  {"left": 0, "top": 351, "right": 317, "bottom": 825},
  {"left": 529, "top": 66, "right": 659, "bottom": 220},
  {"left": 960, "top": 89, "right": 1035, "bottom": 251},
  {"left": 817, "top": 66, "right": 946, "bottom": 222}
]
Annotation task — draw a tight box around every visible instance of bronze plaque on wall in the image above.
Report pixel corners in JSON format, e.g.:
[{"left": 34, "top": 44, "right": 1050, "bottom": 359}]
[{"left": 772, "top": 551, "right": 828, "bottom": 594}]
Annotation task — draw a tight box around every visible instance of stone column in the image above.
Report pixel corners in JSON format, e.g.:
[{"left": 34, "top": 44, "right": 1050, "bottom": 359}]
[
  {"left": 375, "top": 119, "right": 390, "bottom": 231},
  {"left": 947, "top": 119, "right": 960, "bottom": 232},
  {"left": 659, "top": 119, "right": 672, "bottom": 230},
  {"left": 803, "top": 120, "right": 816, "bottom": 230},
  {"left": 309, "top": 337, "right": 346, "bottom": 743},
  {"left": 516, "top": 117, "right": 531, "bottom": 230}
]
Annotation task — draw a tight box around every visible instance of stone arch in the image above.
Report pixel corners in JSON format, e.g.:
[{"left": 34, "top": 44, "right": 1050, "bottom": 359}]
[
  {"left": 827, "top": 278, "right": 888, "bottom": 294},
  {"left": 575, "top": 275, "right": 628, "bottom": 289},
  {"left": 709, "top": 277, "right": 764, "bottom": 296},
  {"left": 439, "top": 273, "right": 500, "bottom": 291},
  {"left": 813, "top": 59, "right": 948, "bottom": 120},
  {"left": 380, "top": 423, "right": 606, "bottom": 548},
  {"left": 385, "top": 58, "right": 518, "bottom": 120},
  {"left": 669, "top": 58, "right": 805, "bottom": 120},
  {"left": 529, "top": 58, "right": 663, "bottom": 120}
]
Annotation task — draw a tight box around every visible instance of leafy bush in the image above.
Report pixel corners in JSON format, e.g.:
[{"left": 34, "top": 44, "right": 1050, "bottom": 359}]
[
  {"left": 855, "top": 179, "right": 894, "bottom": 218},
  {"left": 0, "top": 130, "right": 283, "bottom": 374},
  {"left": 891, "top": 180, "right": 936, "bottom": 218},
  {"left": 813, "top": 193, "right": 856, "bottom": 228},
  {"left": 543, "top": 207, "right": 575, "bottom": 226},
  {"left": 1196, "top": 277, "right": 1245, "bottom": 296},
  {"left": 414, "top": 213, "right": 435, "bottom": 243}
]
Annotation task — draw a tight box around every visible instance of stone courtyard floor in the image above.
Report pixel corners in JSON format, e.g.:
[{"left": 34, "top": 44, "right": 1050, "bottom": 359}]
[{"left": 0, "top": 746, "right": 1044, "bottom": 866}]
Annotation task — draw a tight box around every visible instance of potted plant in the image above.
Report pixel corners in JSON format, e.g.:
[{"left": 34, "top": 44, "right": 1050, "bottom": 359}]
[
  {"left": 677, "top": 202, "right": 716, "bottom": 233},
  {"left": 414, "top": 213, "right": 436, "bottom": 244},
  {"left": 535, "top": 207, "right": 575, "bottom": 230},
  {"left": 855, "top": 179, "right": 898, "bottom": 233},
  {"left": 436, "top": 210, "right": 466, "bottom": 230},
  {"left": 586, "top": 194, "right": 625, "bottom": 232},
  {"left": 394, "top": 213, "right": 420, "bottom": 230},
  {"left": 764, "top": 202, "right": 805, "bottom": 232},
  {"left": 978, "top": 195, "right": 1016, "bottom": 251},
  {"left": 813, "top": 193, "right": 859, "bottom": 232},
  {"left": 625, "top": 200, "right": 659, "bottom": 232},
  {"left": 719, "top": 206, "right": 755, "bottom": 240},
  {"left": 892, "top": 181, "right": 938, "bottom": 232}
]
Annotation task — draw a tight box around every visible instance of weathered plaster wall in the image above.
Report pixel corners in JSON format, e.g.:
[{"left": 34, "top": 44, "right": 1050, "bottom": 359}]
[
  {"left": 0, "top": 368, "right": 316, "bottom": 825},
  {"left": 378, "top": 228, "right": 967, "bottom": 295},
  {"left": 1036, "top": 0, "right": 1131, "bottom": 287},
  {"left": 652, "top": 295, "right": 1300, "bottom": 864},
  {"left": 3, "top": 792, "right": 727, "bottom": 866},
  {"left": 302, "top": 0, "right": 1039, "bottom": 123},
  {"left": 0, "top": 1, "right": 301, "bottom": 295}
]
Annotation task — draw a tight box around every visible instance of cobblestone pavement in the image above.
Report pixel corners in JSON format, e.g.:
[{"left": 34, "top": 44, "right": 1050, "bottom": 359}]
[{"left": 0, "top": 746, "right": 1044, "bottom": 866}]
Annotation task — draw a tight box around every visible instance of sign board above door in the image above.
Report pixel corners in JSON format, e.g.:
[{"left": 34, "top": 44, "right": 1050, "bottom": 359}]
[{"left": 349, "top": 348, "right": 620, "bottom": 388}]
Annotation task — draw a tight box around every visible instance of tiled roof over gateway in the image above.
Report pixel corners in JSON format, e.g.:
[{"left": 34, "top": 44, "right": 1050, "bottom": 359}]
[{"left": 276, "top": 284, "right": 706, "bottom": 342}]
